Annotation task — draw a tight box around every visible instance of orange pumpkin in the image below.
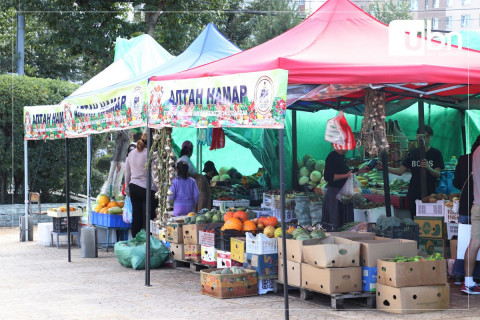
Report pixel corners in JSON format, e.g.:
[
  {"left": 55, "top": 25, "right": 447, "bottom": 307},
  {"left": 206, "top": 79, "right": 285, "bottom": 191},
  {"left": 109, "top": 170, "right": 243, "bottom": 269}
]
[
  {"left": 107, "top": 201, "right": 118, "bottom": 208},
  {"left": 224, "top": 211, "right": 235, "bottom": 221},
  {"left": 242, "top": 220, "right": 257, "bottom": 232},
  {"left": 252, "top": 218, "right": 258, "bottom": 224},
  {"left": 257, "top": 222, "right": 264, "bottom": 230},
  {"left": 286, "top": 226, "right": 296, "bottom": 234},
  {"left": 258, "top": 216, "right": 268, "bottom": 225},
  {"left": 233, "top": 211, "right": 247, "bottom": 222},
  {"left": 223, "top": 217, "right": 243, "bottom": 231},
  {"left": 263, "top": 217, "right": 278, "bottom": 227}
]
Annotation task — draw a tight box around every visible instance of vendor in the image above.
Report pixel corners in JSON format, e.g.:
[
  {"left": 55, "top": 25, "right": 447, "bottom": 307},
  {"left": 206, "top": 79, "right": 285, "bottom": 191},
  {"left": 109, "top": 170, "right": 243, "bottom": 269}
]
[
  {"left": 202, "top": 161, "right": 218, "bottom": 184},
  {"left": 322, "top": 147, "right": 358, "bottom": 228},
  {"left": 177, "top": 140, "right": 197, "bottom": 175},
  {"left": 378, "top": 125, "right": 444, "bottom": 218}
]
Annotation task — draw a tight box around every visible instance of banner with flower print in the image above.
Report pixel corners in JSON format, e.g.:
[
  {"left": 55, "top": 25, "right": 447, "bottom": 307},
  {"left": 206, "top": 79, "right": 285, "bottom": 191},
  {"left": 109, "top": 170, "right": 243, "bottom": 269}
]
[
  {"left": 24, "top": 105, "right": 65, "bottom": 140},
  {"left": 147, "top": 69, "right": 288, "bottom": 129},
  {"left": 62, "top": 80, "right": 148, "bottom": 137}
]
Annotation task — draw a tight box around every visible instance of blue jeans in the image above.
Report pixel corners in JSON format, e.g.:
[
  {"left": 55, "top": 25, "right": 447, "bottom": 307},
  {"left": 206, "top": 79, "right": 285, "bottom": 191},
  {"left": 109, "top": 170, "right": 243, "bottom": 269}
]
[{"left": 459, "top": 215, "right": 471, "bottom": 224}]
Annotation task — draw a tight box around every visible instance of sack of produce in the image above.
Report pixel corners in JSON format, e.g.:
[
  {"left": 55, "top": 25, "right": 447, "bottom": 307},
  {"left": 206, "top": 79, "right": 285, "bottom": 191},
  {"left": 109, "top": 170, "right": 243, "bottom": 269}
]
[
  {"left": 295, "top": 195, "right": 311, "bottom": 225},
  {"left": 114, "top": 230, "right": 170, "bottom": 270},
  {"left": 309, "top": 201, "right": 323, "bottom": 225}
]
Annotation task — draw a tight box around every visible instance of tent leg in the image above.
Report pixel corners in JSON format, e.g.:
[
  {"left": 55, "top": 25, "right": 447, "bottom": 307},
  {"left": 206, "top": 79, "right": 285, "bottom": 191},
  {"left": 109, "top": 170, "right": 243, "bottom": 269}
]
[
  {"left": 279, "top": 128, "right": 289, "bottom": 320},
  {"left": 292, "top": 110, "right": 298, "bottom": 190},
  {"left": 66, "top": 138, "right": 71, "bottom": 262},
  {"left": 418, "top": 101, "right": 427, "bottom": 199},
  {"left": 24, "top": 139, "right": 28, "bottom": 242},
  {"left": 145, "top": 128, "right": 152, "bottom": 286},
  {"left": 87, "top": 135, "right": 92, "bottom": 222}
]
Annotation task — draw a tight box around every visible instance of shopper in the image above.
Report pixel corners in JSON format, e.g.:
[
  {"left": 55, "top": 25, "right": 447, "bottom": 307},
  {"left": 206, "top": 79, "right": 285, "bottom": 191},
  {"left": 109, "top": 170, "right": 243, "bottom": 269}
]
[
  {"left": 202, "top": 160, "right": 218, "bottom": 184},
  {"left": 125, "top": 133, "right": 158, "bottom": 238},
  {"left": 177, "top": 140, "right": 197, "bottom": 175},
  {"left": 452, "top": 135, "right": 480, "bottom": 284},
  {"left": 379, "top": 125, "right": 444, "bottom": 218},
  {"left": 322, "top": 148, "right": 356, "bottom": 228},
  {"left": 195, "top": 173, "right": 211, "bottom": 212},
  {"left": 169, "top": 161, "right": 199, "bottom": 216},
  {"left": 462, "top": 141, "right": 480, "bottom": 294}
]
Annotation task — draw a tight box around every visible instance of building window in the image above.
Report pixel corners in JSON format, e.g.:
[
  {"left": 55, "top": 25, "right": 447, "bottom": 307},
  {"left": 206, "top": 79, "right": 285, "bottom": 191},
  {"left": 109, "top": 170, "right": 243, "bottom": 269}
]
[
  {"left": 432, "top": 17, "right": 439, "bottom": 29},
  {"left": 447, "top": 0, "right": 453, "bottom": 6},
  {"left": 461, "top": 14, "right": 470, "bottom": 27},
  {"left": 425, "top": 0, "right": 429, "bottom": 10},
  {"left": 446, "top": 16, "right": 452, "bottom": 29},
  {"left": 433, "top": 0, "right": 439, "bottom": 8},
  {"left": 411, "top": 0, "right": 418, "bottom": 10}
]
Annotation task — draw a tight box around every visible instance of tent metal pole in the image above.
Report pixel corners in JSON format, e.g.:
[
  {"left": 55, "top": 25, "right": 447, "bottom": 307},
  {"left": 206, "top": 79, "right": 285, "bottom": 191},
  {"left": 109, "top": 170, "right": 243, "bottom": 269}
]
[
  {"left": 461, "top": 110, "right": 467, "bottom": 153},
  {"left": 279, "top": 128, "right": 289, "bottom": 320},
  {"left": 292, "top": 110, "right": 298, "bottom": 190},
  {"left": 87, "top": 135, "right": 92, "bottom": 222},
  {"left": 418, "top": 101, "right": 427, "bottom": 199},
  {"left": 66, "top": 138, "right": 71, "bottom": 262},
  {"left": 24, "top": 139, "right": 28, "bottom": 241},
  {"left": 145, "top": 128, "right": 152, "bottom": 286},
  {"left": 381, "top": 150, "right": 392, "bottom": 217}
]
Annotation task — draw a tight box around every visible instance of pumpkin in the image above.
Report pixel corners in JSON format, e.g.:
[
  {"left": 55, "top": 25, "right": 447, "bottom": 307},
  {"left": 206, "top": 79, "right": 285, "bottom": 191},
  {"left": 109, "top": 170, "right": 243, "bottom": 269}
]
[
  {"left": 258, "top": 216, "right": 268, "bottom": 225},
  {"left": 224, "top": 217, "right": 243, "bottom": 231},
  {"left": 263, "top": 217, "right": 278, "bottom": 227},
  {"left": 264, "top": 226, "right": 275, "bottom": 238},
  {"left": 257, "top": 222, "right": 264, "bottom": 230},
  {"left": 95, "top": 204, "right": 103, "bottom": 212},
  {"left": 242, "top": 220, "right": 257, "bottom": 232},
  {"left": 107, "top": 201, "right": 118, "bottom": 209},
  {"left": 224, "top": 211, "right": 235, "bottom": 221},
  {"left": 233, "top": 211, "right": 247, "bottom": 222},
  {"left": 286, "top": 226, "right": 296, "bottom": 234},
  {"left": 117, "top": 201, "right": 124, "bottom": 208},
  {"left": 187, "top": 212, "right": 195, "bottom": 217}
]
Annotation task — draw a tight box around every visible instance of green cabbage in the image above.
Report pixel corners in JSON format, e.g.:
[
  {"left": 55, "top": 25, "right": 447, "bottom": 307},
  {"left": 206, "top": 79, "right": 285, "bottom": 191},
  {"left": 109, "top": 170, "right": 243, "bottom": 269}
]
[
  {"left": 310, "top": 170, "right": 322, "bottom": 183},
  {"left": 299, "top": 167, "right": 310, "bottom": 177}
]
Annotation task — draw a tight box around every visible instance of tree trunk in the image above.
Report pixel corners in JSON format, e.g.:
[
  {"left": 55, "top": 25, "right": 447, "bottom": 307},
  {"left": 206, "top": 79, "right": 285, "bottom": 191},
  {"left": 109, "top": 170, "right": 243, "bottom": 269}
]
[{"left": 145, "top": 1, "right": 166, "bottom": 36}]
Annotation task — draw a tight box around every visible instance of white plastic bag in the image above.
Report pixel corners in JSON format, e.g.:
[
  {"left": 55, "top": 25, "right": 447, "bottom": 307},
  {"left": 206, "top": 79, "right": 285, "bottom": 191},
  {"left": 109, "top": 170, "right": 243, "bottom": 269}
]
[
  {"left": 337, "top": 175, "right": 354, "bottom": 198},
  {"left": 123, "top": 195, "right": 133, "bottom": 224},
  {"left": 325, "top": 112, "right": 346, "bottom": 145}
]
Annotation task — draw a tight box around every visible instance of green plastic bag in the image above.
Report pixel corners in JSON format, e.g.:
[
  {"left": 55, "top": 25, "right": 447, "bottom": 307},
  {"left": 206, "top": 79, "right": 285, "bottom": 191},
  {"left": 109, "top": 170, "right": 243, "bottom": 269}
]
[{"left": 114, "top": 229, "right": 170, "bottom": 270}]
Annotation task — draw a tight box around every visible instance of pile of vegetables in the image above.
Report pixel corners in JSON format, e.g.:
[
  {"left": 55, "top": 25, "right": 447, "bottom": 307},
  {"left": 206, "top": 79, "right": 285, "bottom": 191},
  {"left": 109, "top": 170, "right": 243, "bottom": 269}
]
[
  {"left": 388, "top": 252, "right": 444, "bottom": 262},
  {"left": 297, "top": 154, "right": 326, "bottom": 192},
  {"left": 210, "top": 266, "right": 247, "bottom": 274},
  {"left": 281, "top": 226, "right": 326, "bottom": 240},
  {"left": 421, "top": 193, "right": 460, "bottom": 204},
  {"left": 375, "top": 216, "right": 418, "bottom": 231}
]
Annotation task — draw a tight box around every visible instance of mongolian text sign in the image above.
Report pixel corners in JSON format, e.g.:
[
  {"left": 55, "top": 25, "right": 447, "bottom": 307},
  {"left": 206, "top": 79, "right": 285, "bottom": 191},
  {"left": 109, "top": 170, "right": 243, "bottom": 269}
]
[
  {"left": 24, "top": 105, "right": 65, "bottom": 140},
  {"left": 147, "top": 69, "right": 288, "bottom": 129},
  {"left": 63, "top": 80, "right": 148, "bottom": 137}
]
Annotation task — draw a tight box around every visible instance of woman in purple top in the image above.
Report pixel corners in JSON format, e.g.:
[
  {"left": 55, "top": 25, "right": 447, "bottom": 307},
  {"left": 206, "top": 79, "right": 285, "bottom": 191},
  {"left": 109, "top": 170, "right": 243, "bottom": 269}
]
[
  {"left": 125, "top": 133, "right": 158, "bottom": 237},
  {"left": 169, "top": 161, "right": 199, "bottom": 216}
]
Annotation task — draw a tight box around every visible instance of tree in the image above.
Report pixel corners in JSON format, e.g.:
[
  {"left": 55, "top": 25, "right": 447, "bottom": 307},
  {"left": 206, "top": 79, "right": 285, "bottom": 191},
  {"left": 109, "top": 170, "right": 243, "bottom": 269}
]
[{"left": 368, "top": 0, "right": 413, "bottom": 25}]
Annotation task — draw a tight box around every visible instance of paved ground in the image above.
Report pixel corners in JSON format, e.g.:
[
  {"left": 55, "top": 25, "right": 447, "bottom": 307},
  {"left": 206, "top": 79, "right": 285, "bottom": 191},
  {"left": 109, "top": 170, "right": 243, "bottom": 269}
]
[{"left": 0, "top": 227, "right": 479, "bottom": 320}]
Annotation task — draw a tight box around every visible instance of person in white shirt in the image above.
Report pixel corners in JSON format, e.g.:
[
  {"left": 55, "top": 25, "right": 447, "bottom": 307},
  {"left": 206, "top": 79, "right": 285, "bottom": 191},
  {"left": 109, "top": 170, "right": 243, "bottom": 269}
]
[{"left": 177, "top": 140, "right": 197, "bottom": 175}]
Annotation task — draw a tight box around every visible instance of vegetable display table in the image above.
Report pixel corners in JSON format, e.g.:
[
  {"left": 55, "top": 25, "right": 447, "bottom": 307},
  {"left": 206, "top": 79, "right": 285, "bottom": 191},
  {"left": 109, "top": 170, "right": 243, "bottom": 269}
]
[{"left": 92, "top": 225, "right": 129, "bottom": 252}]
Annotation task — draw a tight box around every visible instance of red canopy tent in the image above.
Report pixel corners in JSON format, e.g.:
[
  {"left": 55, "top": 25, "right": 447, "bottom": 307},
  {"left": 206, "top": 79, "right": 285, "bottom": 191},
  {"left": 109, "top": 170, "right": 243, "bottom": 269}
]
[{"left": 150, "top": 0, "right": 480, "bottom": 108}]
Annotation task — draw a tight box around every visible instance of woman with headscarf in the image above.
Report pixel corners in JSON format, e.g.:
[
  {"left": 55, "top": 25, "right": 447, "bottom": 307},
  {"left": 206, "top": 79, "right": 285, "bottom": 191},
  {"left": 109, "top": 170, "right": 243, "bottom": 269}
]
[{"left": 177, "top": 140, "right": 197, "bottom": 175}]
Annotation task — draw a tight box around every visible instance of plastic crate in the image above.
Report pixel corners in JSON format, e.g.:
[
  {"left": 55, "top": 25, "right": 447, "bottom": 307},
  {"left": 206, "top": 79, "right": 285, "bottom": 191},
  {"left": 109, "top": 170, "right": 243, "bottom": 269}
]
[
  {"left": 52, "top": 216, "right": 79, "bottom": 233},
  {"left": 367, "top": 222, "right": 419, "bottom": 243},
  {"left": 250, "top": 207, "right": 273, "bottom": 219},
  {"left": 91, "top": 211, "right": 131, "bottom": 228},
  {"left": 258, "top": 279, "right": 275, "bottom": 295},
  {"left": 215, "top": 229, "right": 244, "bottom": 251},
  {"left": 447, "top": 222, "right": 458, "bottom": 240},
  {"left": 250, "top": 188, "right": 268, "bottom": 201},
  {"left": 271, "top": 209, "right": 296, "bottom": 222},
  {"left": 444, "top": 200, "right": 459, "bottom": 223},
  {"left": 415, "top": 200, "right": 445, "bottom": 217},
  {"left": 246, "top": 232, "right": 278, "bottom": 254}
]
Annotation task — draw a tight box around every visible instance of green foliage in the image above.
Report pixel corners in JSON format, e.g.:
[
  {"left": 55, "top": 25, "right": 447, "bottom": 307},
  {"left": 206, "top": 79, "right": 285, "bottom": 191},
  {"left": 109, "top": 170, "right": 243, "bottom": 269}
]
[
  {"left": 96, "top": 154, "right": 112, "bottom": 174},
  {"left": 368, "top": 0, "right": 413, "bottom": 25}
]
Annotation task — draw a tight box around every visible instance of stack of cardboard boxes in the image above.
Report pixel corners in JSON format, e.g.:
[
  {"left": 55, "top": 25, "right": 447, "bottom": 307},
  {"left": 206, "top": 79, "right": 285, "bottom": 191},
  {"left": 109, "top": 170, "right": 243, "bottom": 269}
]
[
  {"left": 376, "top": 258, "right": 449, "bottom": 314},
  {"left": 167, "top": 222, "right": 185, "bottom": 260},
  {"left": 415, "top": 216, "right": 449, "bottom": 258}
]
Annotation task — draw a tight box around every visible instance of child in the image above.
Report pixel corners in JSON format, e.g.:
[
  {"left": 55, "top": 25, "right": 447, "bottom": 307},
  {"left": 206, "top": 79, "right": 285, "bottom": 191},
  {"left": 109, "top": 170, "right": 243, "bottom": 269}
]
[{"left": 169, "top": 161, "right": 199, "bottom": 216}]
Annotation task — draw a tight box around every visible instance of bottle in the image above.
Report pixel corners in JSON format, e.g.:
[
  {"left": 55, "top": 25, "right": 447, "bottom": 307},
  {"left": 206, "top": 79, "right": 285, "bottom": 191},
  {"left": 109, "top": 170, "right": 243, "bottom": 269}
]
[{"left": 449, "top": 156, "right": 458, "bottom": 170}]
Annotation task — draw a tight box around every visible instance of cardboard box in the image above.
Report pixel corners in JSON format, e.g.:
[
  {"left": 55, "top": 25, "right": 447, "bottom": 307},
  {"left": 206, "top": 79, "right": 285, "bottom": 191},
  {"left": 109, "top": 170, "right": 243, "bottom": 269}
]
[
  {"left": 414, "top": 216, "right": 446, "bottom": 239},
  {"left": 231, "top": 237, "right": 246, "bottom": 263},
  {"left": 301, "top": 263, "right": 362, "bottom": 294},
  {"left": 200, "top": 269, "right": 258, "bottom": 299},
  {"left": 216, "top": 250, "right": 242, "bottom": 268},
  {"left": 376, "top": 283, "right": 449, "bottom": 314},
  {"left": 243, "top": 253, "right": 278, "bottom": 279},
  {"left": 362, "top": 266, "right": 377, "bottom": 292},
  {"left": 166, "top": 223, "right": 183, "bottom": 243},
  {"left": 183, "top": 223, "right": 222, "bottom": 245},
  {"left": 302, "top": 236, "right": 360, "bottom": 268},
  {"left": 277, "top": 238, "right": 325, "bottom": 263},
  {"left": 355, "top": 238, "right": 418, "bottom": 267},
  {"left": 377, "top": 259, "right": 447, "bottom": 287},
  {"left": 450, "top": 239, "right": 457, "bottom": 260},
  {"left": 184, "top": 244, "right": 201, "bottom": 261},
  {"left": 170, "top": 243, "right": 184, "bottom": 260},
  {"left": 201, "top": 245, "right": 217, "bottom": 266},
  {"left": 418, "top": 238, "right": 448, "bottom": 258},
  {"left": 325, "top": 231, "right": 376, "bottom": 240},
  {"left": 278, "top": 260, "right": 301, "bottom": 287}
]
